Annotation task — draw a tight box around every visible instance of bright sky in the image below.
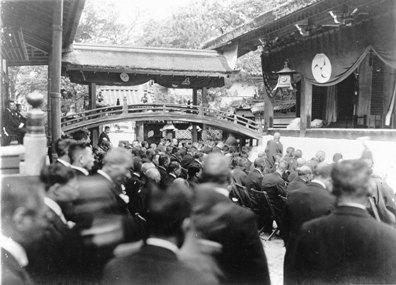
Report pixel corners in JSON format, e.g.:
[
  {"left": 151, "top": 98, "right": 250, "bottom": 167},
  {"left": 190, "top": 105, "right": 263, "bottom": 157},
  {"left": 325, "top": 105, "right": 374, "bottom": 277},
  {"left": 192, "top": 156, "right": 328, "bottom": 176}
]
[{"left": 116, "top": 0, "right": 194, "bottom": 21}]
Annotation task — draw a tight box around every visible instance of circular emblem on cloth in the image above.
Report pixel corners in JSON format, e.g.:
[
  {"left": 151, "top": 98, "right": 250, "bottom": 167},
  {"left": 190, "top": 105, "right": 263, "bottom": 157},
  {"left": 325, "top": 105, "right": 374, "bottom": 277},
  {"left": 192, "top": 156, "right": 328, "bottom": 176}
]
[
  {"left": 120, "top": 72, "right": 129, "bottom": 82},
  {"left": 312, "top": 53, "right": 332, "bottom": 83}
]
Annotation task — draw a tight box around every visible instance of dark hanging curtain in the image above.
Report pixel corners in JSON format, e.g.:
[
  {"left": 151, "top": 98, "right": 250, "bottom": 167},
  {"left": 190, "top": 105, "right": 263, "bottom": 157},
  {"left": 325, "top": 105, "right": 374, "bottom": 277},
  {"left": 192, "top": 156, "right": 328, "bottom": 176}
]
[
  {"left": 261, "top": 4, "right": 396, "bottom": 87},
  {"left": 357, "top": 54, "right": 372, "bottom": 117},
  {"left": 325, "top": 85, "right": 337, "bottom": 123}
]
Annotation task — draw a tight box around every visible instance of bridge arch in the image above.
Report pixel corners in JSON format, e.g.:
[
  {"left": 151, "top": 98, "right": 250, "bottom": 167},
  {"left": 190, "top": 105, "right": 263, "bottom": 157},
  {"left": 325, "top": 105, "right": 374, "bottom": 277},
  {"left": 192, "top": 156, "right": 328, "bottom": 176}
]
[{"left": 61, "top": 104, "right": 262, "bottom": 140}]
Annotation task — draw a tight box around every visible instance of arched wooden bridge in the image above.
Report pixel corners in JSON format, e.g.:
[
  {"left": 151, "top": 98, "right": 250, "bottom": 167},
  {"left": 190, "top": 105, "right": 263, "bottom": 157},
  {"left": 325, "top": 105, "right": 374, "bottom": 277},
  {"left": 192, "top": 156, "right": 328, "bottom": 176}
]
[{"left": 61, "top": 104, "right": 262, "bottom": 139}]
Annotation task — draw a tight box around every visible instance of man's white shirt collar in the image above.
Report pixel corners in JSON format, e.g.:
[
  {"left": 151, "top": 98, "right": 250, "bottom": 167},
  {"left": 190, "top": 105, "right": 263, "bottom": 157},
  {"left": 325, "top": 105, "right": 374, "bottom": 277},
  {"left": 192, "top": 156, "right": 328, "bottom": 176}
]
[
  {"left": 338, "top": 202, "right": 367, "bottom": 210},
  {"left": 311, "top": 179, "right": 326, "bottom": 189},
  {"left": 71, "top": 165, "right": 89, "bottom": 176},
  {"left": 97, "top": 169, "right": 113, "bottom": 183},
  {"left": 44, "top": 197, "right": 68, "bottom": 224},
  {"left": 146, "top": 237, "right": 178, "bottom": 254},
  {"left": 57, "top": 158, "right": 71, "bottom": 167},
  {"left": 214, "top": 187, "right": 229, "bottom": 198},
  {"left": 0, "top": 234, "right": 28, "bottom": 267},
  {"left": 254, "top": 168, "right": 263, "bottom": 175}
]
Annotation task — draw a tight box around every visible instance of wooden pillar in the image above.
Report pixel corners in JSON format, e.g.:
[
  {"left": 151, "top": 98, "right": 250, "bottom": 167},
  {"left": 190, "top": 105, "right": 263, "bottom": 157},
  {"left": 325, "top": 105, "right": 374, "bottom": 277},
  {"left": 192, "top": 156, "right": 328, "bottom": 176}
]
[
  {"left": 89, "top": 83, "right": 96, "bottom": 109},
  {"left": 49, "top": 0, "right": 63, "bottom": 147},
  {"left": 263, "top": 92, "right": 273, "bottom": 130},
  {"left": 192, "top": 88, "right": 198, "bottom": 142},
  {"left": 202, "top": 87, "right": 208, "bottom": 134},
  {"left": 88, "top": 83, "right": 99, "bottom": 146},
  {"left": 300, "top": 77, "right": 312, "bottom": 132},
  {"left": 136, "top": 122, "right": 144, "bottom": 141},
  {"left": 47, "top": 52, "right": 52, "bottom": 144}
]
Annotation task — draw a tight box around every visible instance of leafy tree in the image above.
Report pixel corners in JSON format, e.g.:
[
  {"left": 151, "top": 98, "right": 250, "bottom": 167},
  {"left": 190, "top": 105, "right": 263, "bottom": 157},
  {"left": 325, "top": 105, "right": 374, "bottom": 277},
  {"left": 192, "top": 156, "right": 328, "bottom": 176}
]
[{"left": 74, "top": 0, "right": 139, "bottom": 44}]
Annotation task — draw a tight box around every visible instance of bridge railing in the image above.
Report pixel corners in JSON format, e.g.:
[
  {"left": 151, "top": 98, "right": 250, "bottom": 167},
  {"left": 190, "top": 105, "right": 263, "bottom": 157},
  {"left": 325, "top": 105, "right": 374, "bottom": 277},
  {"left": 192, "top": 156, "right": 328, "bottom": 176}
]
[{"left": 61, "top": 104, "right": 260, "bottom": 131}]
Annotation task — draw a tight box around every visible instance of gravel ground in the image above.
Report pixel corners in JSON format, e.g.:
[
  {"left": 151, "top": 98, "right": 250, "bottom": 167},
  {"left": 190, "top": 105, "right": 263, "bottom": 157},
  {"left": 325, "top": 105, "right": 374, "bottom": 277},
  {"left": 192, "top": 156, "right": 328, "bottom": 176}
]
[{"left": 261, "top": 235, "right": 286, "bottom": 285}]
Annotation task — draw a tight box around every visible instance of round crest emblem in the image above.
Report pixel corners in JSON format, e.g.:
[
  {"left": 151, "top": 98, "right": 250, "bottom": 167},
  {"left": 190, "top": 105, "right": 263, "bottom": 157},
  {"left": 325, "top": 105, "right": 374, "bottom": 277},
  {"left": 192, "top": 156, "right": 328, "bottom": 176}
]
[{"left": 312, "top": 53, "right": 332, "bottom": 83}]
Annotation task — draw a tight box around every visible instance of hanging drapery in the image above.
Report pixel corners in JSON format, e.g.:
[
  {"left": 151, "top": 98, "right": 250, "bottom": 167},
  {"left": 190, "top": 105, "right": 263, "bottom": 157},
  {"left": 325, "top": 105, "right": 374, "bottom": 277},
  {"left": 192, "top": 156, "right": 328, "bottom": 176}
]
[
  {"left": 385, "top": 82, "right": 396, "bottom": 126},
  {"left": 357, "top": 54, "right": 372, "bottom": 117},
  {"left": 261, "top": 3, "right": 396, "bottom": 87},
  {"left": 325, "top": 85, "right": 337, "bottom": 123}
]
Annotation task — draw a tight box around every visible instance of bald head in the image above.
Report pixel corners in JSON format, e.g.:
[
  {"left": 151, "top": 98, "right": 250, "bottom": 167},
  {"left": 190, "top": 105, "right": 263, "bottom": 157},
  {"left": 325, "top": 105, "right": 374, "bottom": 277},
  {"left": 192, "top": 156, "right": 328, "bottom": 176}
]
[
  {"left": 103, "top": 147, "right": 133, "bottom": 182},
  {"left": 297, "top": 165, "right": 312, "bottom": 182},
  {"left": 104, "top": 147, "right": 133, "bottom": 167},
  {"left": 273, "top": 132, "right": 281, "bottom": 142},
  {"left": 294, "top": 149, "right": 303, "bottom": 159},
  {"left": 141, "top": 162, "right": 156, "bottom": 174},
  {"left": 254, "top": 157, "right": 266, "bottom": 171},
  {"left": 257, "top": 151, "right": 266, "bottom": 158},
  {"left": 296, "top": 158, "right": 306, "bottom": 167},
  {"left": 313, "top": 163, "right": 332, "bottom": 179},
  {"left": 315, "top": 150, "right": 326, "bottom": 163},
  {"left": 277, "top": 160, "right": 288, "bottom": 173},
  {"left": 202, "top": 153, "right": 230, "bottom": 185},
  {"left": 145, "top": 167, "right": 161, "bottom": 183}
]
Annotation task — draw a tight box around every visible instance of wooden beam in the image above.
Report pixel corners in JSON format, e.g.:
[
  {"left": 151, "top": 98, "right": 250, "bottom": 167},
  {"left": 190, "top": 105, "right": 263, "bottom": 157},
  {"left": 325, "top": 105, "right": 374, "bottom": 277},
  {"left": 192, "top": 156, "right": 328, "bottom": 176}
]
[{"left": 300, "top": 77, "right": 312, "bottom": 132}]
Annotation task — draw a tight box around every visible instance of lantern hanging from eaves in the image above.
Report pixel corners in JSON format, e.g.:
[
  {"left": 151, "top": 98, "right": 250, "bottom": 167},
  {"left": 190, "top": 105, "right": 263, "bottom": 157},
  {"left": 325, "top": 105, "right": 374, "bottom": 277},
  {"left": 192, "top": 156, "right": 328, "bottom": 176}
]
[{"left": 273, "top": 61, "right": 296, "bottom": 91}]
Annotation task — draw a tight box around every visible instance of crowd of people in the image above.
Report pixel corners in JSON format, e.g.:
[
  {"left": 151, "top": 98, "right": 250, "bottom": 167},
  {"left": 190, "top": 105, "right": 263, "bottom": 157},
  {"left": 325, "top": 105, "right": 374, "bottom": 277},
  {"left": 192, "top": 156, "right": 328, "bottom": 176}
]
[{"left": 2, "top": 129, "right": 396, "bottom": 285}]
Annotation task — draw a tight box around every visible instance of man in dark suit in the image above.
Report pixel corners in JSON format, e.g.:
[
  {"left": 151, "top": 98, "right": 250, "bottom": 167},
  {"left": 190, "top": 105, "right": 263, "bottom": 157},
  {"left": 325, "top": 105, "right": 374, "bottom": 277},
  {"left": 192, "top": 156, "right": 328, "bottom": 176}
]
[
  {"left": 157, "top": 154, "right": 170, "bottom": 186},
  {"left": 265, "top": 132, "right": 283, "bottom": 168},
  {"left": 102, "top": 184, "right": 211, "bottom": 285},
  {"left": 1, "top": 177, "right": 48, "bottom": 285},
  {"left": 2, "top": 99, "right": 26, "bottom": 145},
  {"left": 261, "top": 160, "right": 288, "bottom": 236},
  {"left": 68, "top": 141, "right": 94, "bottom": 176},
  {"left": 164, "top": 160, "right": 181, "bottom": 186},
  {"left": 73, "top": 148, "right": 144, "bottom": 281},
  {"left": 283, "top": 163, "right": 335, "bottom": 247},
  {"left": 231, "top": 157, "right": 249, "bottom": 186},
  {"left": 124, "top": 156, "right": 145, "bottom": 216},
  {"left": 286, "top": 165, "right": 312, "bottom": 193},
  {"left": 54, "top": 137, "right": 74, "bottom": 168},
  {"left": 245, "top": 157, "right": 266, "bottom": 192},
  {"left": 286, "top": 159, "right": 396, "bottom": 284},
  {"left": 26, "top": 165, "right": 84, "bottom": 284},
  {"left": 192, "top": 153, "right": 270, "bottom": 285}
]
